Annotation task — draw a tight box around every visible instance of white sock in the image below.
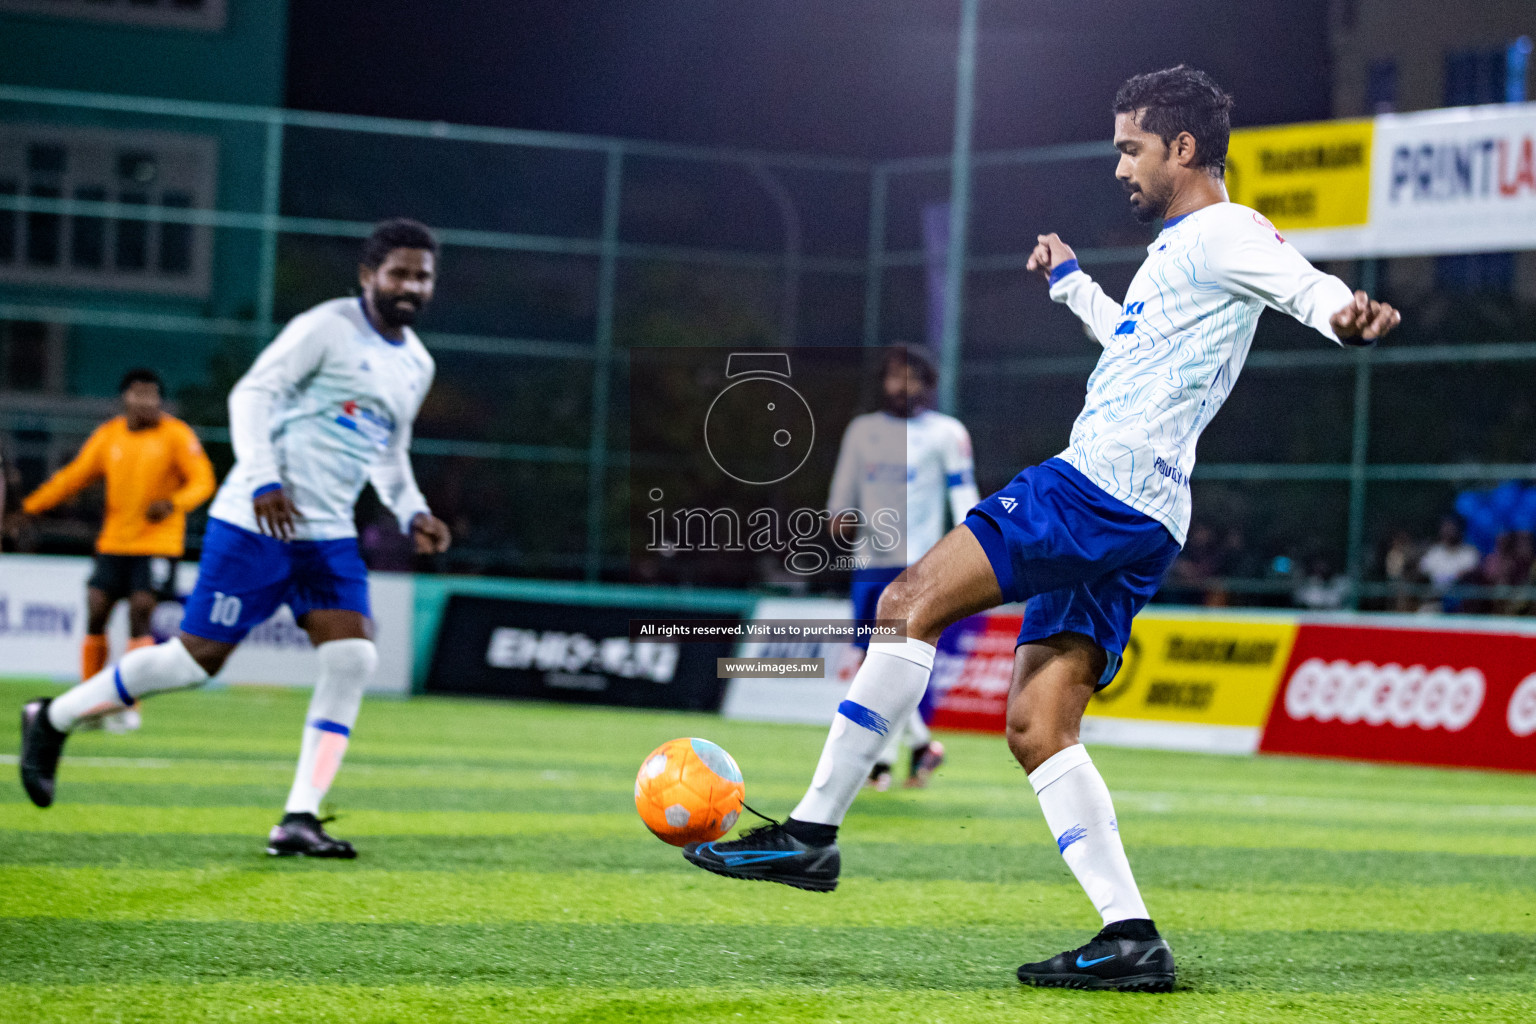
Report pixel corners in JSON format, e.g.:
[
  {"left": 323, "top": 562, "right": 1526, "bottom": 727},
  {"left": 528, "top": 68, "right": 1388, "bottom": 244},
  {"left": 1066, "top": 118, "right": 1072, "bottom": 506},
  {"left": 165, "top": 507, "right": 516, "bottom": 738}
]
[
  {"left": 1029, "top": 743, "right": 1150, "bottom": 925},
  {"left": 284, "top": 639, "right": 376, "bottom": 815},
  {"left": 791, "top": 638, "right": 935, "bottom": 825},
  {"left": 48, "top": 638, "right": 209, "bottom": 732}
]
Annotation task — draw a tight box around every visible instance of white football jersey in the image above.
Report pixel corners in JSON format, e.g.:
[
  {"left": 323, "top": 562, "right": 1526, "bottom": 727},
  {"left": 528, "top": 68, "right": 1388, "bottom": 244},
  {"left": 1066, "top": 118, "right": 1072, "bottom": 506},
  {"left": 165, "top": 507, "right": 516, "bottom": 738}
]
[
  {"left": 209, "top": 297, "right": 435, "bottom": 541},
  {"left": 1049, "top": 202, "right": 1356, "bottom": 544},
  {"left": 827, "top": 409, "right": 979, "bottom": 569}
]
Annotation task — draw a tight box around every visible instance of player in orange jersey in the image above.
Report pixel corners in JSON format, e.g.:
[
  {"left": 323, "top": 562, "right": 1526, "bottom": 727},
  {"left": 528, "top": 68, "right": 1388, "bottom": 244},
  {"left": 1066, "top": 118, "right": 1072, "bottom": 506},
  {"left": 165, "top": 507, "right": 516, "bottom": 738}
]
[{"left": 20, "top": 368, "right": 216, "bottom": 730}]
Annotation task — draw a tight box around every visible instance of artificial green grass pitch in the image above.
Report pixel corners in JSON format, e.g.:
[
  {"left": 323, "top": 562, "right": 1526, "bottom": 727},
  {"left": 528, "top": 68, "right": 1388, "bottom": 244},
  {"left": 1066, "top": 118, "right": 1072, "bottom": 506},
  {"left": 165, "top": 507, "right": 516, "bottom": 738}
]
[{"left": 1, "top": 679, "right": 1532, "bottom": 1022}]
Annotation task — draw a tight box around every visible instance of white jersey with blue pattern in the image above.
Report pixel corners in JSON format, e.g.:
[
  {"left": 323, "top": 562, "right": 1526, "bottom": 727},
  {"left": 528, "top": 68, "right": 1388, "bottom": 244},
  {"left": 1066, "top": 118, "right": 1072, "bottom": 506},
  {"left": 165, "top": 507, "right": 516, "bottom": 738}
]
[
  {"left": 826, "top": 409, "right": 980, "bottom": 569},
  {"left": 209, "top": 297, "right": 435, "bottom": 541},
  {"left": 1048, "top": 201, "right": 1355, "bottom": 545}
]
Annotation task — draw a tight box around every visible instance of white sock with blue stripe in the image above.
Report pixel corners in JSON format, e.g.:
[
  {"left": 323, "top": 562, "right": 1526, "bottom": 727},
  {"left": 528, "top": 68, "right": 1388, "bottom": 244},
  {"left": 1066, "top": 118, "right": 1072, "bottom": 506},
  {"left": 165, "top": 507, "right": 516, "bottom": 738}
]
[
  {"left": 790, "top": 638, "right": 935, "bottom": 826},
  {"left": 1028, "top": 743, "right": 1149, "bottom": 926},
  {"left": 47, "top": 638, "right": 209, "bottom": 732},
  {"left": 284, "top": 639, "right": 376, "bottom": 816}
]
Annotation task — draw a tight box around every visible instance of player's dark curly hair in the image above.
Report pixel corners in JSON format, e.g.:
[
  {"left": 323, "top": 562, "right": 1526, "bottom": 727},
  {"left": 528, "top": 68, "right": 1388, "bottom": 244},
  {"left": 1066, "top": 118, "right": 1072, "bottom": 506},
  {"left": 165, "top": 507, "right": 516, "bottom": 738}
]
[
  {"left": 118, "top": 367, "right": 163, "bottom": 394},
  {"left": 1114, "top": 65, "right": 1234, "bottom": 176},
  {"left": 361, "top": 218, "right": 439, "bottom": 268},
  {"left": 881, "top": 343, "right": 938, "bottom": 387}
]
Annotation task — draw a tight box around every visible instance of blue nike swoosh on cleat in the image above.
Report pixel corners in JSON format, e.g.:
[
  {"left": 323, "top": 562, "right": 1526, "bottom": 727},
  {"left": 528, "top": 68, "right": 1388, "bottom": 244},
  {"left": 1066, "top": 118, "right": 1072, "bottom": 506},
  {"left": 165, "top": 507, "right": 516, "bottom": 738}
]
[
  {"left": 717, "top": 850, "right": 804, "bottom": 867},
  {"left": 1075, "top": 954, "right": 1115, "bottom": 968}
]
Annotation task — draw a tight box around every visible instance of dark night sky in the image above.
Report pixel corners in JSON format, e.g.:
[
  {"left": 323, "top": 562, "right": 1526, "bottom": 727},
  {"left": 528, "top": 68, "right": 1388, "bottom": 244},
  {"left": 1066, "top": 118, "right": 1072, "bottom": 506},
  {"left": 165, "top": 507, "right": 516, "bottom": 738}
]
[{"left": 285, "top": 0, "right": 1334, "bottom": 158}]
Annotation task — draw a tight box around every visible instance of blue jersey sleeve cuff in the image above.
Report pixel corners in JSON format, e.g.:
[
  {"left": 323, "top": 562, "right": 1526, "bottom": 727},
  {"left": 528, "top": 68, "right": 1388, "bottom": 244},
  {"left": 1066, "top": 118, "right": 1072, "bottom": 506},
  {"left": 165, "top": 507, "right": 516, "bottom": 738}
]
[
  {"left": 1048, "top": 259, "right": 1081, "bottom": 286},
  {"left": 252, "top": 482, "right": 283, "bottom": 499}
]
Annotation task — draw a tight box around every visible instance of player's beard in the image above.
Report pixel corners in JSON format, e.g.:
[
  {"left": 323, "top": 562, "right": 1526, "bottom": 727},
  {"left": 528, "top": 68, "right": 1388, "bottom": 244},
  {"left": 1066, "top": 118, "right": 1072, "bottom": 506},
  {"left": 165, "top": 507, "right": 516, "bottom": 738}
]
[
  {"left": 372, "top": 291, "right": 423, "bottom": 328},
  {"left": 882, "top": 389, "right": 927, "bottom": 418},
  {"left": 1124, "top": 172, "right": 1171, "bottom": 224}
]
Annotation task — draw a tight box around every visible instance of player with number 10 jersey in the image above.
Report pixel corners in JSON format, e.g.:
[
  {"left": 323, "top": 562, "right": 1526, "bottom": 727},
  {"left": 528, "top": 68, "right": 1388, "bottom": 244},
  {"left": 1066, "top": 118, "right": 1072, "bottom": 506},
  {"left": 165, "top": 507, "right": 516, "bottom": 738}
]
[{"left": 20, "top": 219, "right": 454, "bottom": 860}]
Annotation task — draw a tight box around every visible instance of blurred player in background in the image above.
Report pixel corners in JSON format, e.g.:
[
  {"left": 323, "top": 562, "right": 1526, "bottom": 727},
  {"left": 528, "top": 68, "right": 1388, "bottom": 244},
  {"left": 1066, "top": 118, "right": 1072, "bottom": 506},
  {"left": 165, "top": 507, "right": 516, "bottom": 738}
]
[
  {"left": 20, "top": 219, "right": 453, "bottom": 859},
  {"left": 18, "top": 368, "right": 216, "bottom": 734},
  {"left": 685, "top": 65, "right": 1400, "bottom": 991},
  {"left": 827, "top": 344, "right": 977, "bottom": 790}
]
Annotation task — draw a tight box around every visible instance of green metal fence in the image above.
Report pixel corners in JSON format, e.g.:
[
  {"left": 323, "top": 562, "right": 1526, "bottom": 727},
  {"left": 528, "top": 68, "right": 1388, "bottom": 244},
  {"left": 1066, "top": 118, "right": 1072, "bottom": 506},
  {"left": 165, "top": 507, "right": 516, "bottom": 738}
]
[{"left": 3, "top": 83, "right": 1534, "bottom": 604}]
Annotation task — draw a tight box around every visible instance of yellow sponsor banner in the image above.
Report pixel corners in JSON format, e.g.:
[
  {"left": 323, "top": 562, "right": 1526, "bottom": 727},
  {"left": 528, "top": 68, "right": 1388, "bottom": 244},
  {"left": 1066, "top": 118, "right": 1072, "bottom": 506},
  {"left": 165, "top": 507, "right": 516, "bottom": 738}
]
[
  {"left": 1224, "top": 118, "right": 1374, "bottom": 232},
  {"left": 1086, "top": 615, "right": 1298, "bottom": 728}
]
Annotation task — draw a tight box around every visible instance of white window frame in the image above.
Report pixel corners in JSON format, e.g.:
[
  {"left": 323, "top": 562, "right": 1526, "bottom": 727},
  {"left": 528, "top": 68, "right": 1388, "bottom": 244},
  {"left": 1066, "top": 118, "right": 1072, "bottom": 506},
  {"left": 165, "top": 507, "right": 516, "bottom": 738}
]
[{"left": 0, "top": 123, "right": 219, "bottom": 297}]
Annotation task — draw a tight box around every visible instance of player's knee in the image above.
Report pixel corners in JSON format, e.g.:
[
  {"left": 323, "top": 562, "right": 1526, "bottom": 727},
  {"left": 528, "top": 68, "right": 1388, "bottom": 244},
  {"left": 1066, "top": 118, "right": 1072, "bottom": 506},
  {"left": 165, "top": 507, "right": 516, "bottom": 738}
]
[
  {"left": 312, "top": 639, "right": 376, "bottom": 728},
  {"left": 178, "top": 632, "right": 232, "bottom": 676},
  {"left": 319, "top": 638, "right": 377, "bottom": 693},
  {"left": 875, "top": 579, "right": 939, "bottom": 641},
  {"left": 1004, "top": 715, "right": 1075, "bottom": 775},
  {"left": 873, "top": 581, "right": 911, "bottom": 623}
]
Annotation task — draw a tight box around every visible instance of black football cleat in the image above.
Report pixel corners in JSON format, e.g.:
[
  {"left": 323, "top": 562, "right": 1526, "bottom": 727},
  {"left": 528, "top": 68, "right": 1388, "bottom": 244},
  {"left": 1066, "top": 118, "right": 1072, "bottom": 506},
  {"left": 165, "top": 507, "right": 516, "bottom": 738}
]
[
  {"left": 266, "top": 813, "right": 358, "bottom": 859},
  {"left": 19, "top": 699, "right": 68, "bottom": 808},
  {"left": 1017, "top": 921, "right": 1175, "bottom": 992},
  {"left": 683, "top": 822, "right": 840, "bottom": 892}
]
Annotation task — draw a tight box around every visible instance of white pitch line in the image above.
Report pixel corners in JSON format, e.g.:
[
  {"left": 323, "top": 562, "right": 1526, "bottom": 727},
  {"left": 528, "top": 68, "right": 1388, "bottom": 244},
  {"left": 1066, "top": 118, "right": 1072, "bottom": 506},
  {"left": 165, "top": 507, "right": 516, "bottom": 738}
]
[
  {"left": 0, "top": 753, "right": 589, "bottom": 781},
  {"left": 0, "top": 754, "right": 178, "bottom": 769}
]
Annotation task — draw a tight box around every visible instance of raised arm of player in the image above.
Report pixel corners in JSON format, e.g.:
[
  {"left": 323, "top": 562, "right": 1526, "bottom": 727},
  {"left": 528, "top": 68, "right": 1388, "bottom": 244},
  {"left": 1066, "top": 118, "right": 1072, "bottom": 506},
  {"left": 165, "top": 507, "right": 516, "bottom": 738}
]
[
  {"left": 229, "top": 317, "right": 327, "bottom": 539},
  {"left": 942, "top": 421, "right": 980, "bottom": 528},
  {"left": 1207, "top": 217, "right": 1401, "bottom": 345},
  {"left": 20, "top": 424, "right": 107, "bottom": 515},
  {"left": 1027, "top": 233, "right": 1122, "bottom": 345}
]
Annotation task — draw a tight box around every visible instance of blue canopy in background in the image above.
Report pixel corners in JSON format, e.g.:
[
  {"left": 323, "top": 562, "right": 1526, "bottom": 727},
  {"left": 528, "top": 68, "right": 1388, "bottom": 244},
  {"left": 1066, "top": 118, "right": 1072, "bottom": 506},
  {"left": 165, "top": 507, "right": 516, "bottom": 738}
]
[{"left": 1455, "top": 482, "right": 1536, "bottom": 553}]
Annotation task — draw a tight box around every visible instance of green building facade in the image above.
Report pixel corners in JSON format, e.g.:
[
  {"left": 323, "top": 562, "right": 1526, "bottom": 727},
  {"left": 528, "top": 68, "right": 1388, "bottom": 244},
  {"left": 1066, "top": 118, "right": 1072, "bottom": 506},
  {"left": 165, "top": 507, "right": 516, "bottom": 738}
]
[{"left": 0, "top": 0, "right": 289, "bottom": 402}]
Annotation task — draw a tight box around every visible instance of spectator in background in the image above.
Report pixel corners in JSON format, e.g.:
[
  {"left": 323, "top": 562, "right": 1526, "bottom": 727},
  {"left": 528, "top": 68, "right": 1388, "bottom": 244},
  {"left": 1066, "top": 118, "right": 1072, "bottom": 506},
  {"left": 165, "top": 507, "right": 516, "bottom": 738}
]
[
  {"left": 1481, "top": 533, "right": 1522, "bottom": 587},
  {"left": 1295, "top": 557, "right": 1349, "bottom": 610},
  {"left": 1418, "top": 517, "right": 1480, "bottom": 612},
  {"left": 1519, "top": 533, "right": 1536, "bottom": 617},
  {"left": 1381, "top": 530, "right": 1423, "bottom": 613},
  {"left": 1481, "top": 531, "right": 1534, "bottom": 616},
  {"left": 1515, "top": 532, "right": 1536, "bottom": 583}
]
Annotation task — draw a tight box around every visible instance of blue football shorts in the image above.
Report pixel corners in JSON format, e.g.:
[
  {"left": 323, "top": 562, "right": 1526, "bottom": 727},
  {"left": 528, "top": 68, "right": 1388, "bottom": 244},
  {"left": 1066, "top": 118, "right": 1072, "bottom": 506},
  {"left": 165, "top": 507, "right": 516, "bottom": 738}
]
[
  {"left": 964, "top": 457, "right": 1180, "bottom": 689},
  {"left": 181, "top": 518, "right": 371, "bottom": 644}
]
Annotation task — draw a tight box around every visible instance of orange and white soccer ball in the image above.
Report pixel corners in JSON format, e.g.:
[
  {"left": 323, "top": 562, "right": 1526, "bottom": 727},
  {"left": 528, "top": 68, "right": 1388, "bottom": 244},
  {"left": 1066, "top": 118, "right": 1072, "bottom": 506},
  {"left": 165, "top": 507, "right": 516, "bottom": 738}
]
[{"left": 634, "top": 737, "right": 745, "bottom": 846}]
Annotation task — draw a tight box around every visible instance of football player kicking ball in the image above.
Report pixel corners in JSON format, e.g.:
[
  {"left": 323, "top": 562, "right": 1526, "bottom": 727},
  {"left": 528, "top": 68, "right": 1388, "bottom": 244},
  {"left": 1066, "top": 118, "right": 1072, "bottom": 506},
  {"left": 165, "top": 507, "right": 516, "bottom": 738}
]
[
  {"left": 20, "top": 219, "right": 452, "bottom": 858},
  {"left": 684, "top": 66, "right": 1400, "bottom": 992}
]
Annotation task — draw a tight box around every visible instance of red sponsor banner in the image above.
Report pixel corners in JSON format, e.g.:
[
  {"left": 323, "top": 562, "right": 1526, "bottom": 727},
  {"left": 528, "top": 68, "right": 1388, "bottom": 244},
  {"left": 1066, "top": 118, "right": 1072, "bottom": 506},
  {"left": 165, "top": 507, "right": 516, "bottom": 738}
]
[
  {"left": 928, "top": 611, "right": 1023, "bottom": 732},
  {"left": 1260, "top": 623, "right": 1536, "bottom": 772}
]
